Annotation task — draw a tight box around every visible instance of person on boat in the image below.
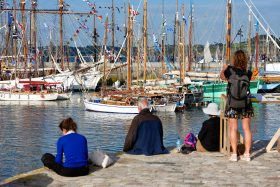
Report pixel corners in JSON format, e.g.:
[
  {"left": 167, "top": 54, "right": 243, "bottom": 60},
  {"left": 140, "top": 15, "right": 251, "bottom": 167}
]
[
  {"left": 220, "top": 50, "right": 254, "bottom": 162},
  {"left": 195, "top": 86, "right": 198, "bottom": 92},
  {"left": 123, "top": 99, "right": 168, "bottom": 156},
  {"left": 41, "top": 118, "right": 89, "bottom": 177},
  {"left": 196, "top": 103, "right": 220, "bottom": 152}
]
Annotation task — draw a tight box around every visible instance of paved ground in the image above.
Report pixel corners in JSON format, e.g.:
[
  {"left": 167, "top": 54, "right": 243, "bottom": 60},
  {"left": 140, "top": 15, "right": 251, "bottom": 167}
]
[{"left": 1, "top": 140, "right": 280, "bottom": 187}]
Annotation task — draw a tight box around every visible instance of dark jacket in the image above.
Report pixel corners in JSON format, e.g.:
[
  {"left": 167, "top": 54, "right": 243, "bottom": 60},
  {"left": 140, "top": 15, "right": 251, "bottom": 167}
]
[
  {"left": 198, "top": 117, "right": 220, "bottom": 151},
  {"left": 123, "top": 109, "right": 168, "bottom": 156}
]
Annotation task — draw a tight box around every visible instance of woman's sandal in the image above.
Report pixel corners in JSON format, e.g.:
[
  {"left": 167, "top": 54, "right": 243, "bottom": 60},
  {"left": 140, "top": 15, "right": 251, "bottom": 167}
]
[
  {"left": 240, "top": 153, "right": 251, "bottom": 161},
  {"left": 228, "top": 154, "right": 237, "bottom": 161}
]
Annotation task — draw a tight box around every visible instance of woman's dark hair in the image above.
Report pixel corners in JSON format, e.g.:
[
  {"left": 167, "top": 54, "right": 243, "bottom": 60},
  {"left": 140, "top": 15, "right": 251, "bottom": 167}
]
[
  {"left": 59, "top": 118, "right": 77, "bottom": 132},
  {"left": 232, "top": 50, "right": 248, "bottom": 71}
]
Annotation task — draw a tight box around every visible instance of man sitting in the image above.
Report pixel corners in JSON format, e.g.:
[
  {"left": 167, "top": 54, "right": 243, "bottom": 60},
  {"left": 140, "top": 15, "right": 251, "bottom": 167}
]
[{"left": 123, "top": 99, "right": 168, "bottom": 156}]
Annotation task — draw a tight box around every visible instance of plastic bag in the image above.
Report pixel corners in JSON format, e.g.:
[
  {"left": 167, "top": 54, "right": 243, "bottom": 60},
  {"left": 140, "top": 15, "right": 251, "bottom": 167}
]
[{"left": 88, "top": 148, "right": 113, "bottom": 168}]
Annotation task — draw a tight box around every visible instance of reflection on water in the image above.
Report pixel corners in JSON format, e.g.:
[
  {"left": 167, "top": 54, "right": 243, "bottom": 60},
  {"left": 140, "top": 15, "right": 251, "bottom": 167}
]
[{"left": 0, "top": 93, "right": 279, "bottom": 181}]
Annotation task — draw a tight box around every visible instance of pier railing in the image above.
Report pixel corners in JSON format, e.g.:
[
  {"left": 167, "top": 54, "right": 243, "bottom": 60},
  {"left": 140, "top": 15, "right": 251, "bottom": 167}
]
[{"left": 220, "top": 94, "right": 245, "bottom": 156}]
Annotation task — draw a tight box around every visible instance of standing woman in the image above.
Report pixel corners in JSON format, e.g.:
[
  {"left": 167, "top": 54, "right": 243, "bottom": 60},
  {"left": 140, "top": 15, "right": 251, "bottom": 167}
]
[
  {"left": 41, "top": 118, "right": 89, "bottom": 177},
  {"left": 220, "top": 50, "right": 254, "bottom": 162}
]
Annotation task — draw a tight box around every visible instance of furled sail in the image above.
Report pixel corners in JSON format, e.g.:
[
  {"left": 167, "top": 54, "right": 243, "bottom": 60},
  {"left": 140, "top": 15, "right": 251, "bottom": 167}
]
[{"left": 204, "top": 40, "right": 212, "bottom": 63}]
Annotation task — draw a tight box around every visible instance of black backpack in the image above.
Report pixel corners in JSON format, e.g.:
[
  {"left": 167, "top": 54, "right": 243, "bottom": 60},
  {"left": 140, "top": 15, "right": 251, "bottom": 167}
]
[{"left": 226, "top": 68, "right": 251, "bottom": 108}]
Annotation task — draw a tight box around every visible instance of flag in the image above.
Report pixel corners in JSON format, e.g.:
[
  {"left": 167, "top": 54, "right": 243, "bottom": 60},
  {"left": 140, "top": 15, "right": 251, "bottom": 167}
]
[
  {"left": 76, "top": 30, "right": 79, "bottom": 33},
  {"left": 111, "top": 7, "right": 114, "bottom": 10},
  {"left": 70, "top": 37, "right": 73, "bottom": 41},
  {"left": 18, "top": 22, "right": 23, "bottom": 30},
  {"left": 98, "top": 15, "right": 103, "bottom": 19},
  {"left": 166, "top": 26, "right": 173, "bottom": 32},
  {"left": 32, "top": 61, "right": 36, "bottom": 65},
  {"left": 116, "top": 7, "right": 120, "bottom": 13},
  {"left": 183, "top": 14, "right": 186, "bottom": 25},
  {"left": 75, "top": 17, "right": 79, "bottom": 20},
  {"left": 36, "top": 48, "right": 41, "bottom": 55},
  {"left": 117, "top": 26, "right": 119, "bottom": 30},
  {"left": 8, "top": 12, "right": 14, "bottom": 25},
  {"left": 153, "top": 33, "right": 159, "bottom": 45},
  {"left": 94, "top": 42, "right": 98, "bottom": 46},
  {"left": 94, "top": 11, "right": 98, "bottom": 14},
  {"left": 44, "top": 22, "right": 48, "bottom": 28},
  {"left": 73, "top": 34, "right": 77, "bottom": 37}
]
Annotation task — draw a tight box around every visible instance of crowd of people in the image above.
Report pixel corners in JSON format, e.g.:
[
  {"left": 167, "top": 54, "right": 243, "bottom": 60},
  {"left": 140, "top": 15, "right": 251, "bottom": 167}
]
[{"left": 41, "top": 50, "right": 253, "bottom": 177}]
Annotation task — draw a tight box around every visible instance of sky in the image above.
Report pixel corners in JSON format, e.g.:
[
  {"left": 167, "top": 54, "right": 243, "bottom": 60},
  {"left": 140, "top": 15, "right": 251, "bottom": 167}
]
[{"left": 4, "top": 0, "right": 280, "bottom": 49}]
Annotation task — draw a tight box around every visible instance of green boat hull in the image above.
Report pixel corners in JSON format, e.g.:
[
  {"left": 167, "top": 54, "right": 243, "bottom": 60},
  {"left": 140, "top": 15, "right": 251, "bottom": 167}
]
[{"left": 189, "top": 80, "right": 259, "bottom": 98}]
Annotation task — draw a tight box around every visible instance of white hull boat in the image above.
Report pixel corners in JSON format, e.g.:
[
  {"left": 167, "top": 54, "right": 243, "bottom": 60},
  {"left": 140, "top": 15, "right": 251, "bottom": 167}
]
[
  {"left": 151, "top": 103, "right": 176, "bottom": 112},
  {"left": 57, "top": 92, "right": 72, "bottom": 100},
  {"left": 0, "top": 91, "right": 58, "bottom": 101},
  {"left": 84, "top": 99, "right": 139, "bottom": 114}
]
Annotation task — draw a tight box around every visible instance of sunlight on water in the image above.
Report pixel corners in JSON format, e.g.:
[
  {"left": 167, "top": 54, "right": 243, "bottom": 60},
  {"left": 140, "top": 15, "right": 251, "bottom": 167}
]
[{"left": 0, "top": 93, "right": 279, "bottom": 181}]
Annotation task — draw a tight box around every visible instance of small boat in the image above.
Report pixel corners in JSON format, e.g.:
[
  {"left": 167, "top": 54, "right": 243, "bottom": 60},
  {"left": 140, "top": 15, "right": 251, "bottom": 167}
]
[
  {"left": 151, "top": 103, "right": 176, "bottom": 112},
  {"left": 57, "top": 92, "right": 72, "bottom": 100},
  {"left": 258, "top": 83, "right": 280, "bottom": 93},
  {"left": 83, "top": 99, "right": 139, "bottom": 114}
]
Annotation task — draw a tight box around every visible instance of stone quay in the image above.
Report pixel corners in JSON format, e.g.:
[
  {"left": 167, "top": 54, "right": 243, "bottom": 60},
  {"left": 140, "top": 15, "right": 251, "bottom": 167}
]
[{"left": 1, "top": 140, "right": 279, "bottom": 187}]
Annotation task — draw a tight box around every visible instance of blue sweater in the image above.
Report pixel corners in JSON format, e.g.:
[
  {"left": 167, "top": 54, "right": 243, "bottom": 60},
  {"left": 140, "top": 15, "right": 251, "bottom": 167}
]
[{"left": 55, "top": 133, "right": 88, "bottom": 168}]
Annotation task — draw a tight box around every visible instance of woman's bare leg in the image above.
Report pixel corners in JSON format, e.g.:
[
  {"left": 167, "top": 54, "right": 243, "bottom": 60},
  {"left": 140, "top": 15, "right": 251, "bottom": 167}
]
[
  {"left": 241, "top": 118, "right": 252, "bottom": 154},
  {"left": 229, "top": 118, "right": 238, "bottom": 154}
]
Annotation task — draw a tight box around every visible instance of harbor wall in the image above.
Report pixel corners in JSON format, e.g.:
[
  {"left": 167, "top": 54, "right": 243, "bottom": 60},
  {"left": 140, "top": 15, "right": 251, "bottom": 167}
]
[{"left": 40, "top": 60, "right": 276, "bottom": 80}]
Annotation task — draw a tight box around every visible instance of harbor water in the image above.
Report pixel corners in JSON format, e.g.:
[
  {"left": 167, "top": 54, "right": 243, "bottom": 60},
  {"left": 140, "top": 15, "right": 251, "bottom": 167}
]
[{"left": 0, "top": 93, "right": 279, "bottom": 181}]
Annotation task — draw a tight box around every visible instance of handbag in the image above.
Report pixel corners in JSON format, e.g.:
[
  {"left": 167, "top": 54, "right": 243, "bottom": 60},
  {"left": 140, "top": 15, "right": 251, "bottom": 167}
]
[{"left": 88, "top": 148, "right": 113, "bottom": 168}]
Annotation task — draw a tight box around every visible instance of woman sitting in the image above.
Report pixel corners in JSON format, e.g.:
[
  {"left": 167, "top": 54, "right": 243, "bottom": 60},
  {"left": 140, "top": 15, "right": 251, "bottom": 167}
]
[
  {"left": 196, "top": 103, "right": 220, "bottom": 152},
  {"left": 41, "top": 118, "right": 89, "bottom": 177}
]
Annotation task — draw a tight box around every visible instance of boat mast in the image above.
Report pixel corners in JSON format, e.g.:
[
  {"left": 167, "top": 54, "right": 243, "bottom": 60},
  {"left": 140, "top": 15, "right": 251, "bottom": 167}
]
[
  {"left": 32, "top": 0, "right": 37, "bottom": 77},
  {"left": 22, "top": 0, "right": 26, "bottom": 75},
  {"left": 127, "top": 2, "right": 131, "bottom": 90},
  {"left": 161, "top": 0, "right": 164, "bottom": 78},
  {"left": 172, "top": 14, "right": 176, "bottom": 64},
  {"left": 226, "top": 0, "right": 232, "bottom": 62},
  {"left": 124, "top": 0, "right": 127, "bottom": 56},
  {"left": 255, "top": 16, "right": 259, "bottom": 70},
  {"left": 176, "top": 0, "right": 179, "bottom": 69},
  {"left": 143, "top": 0, "right": 147, "bottom": 83},
  {"left": 59, "top": 0, "right": 63, "bottom": 70},
  {"left": 137, "top": 24, "right": 140, "bottom": 85},
  {"left": 13, "top": 0, "right": 17, "bottom": 87},
  {"left": 188, "top": 0, "right": 193, "bottom": 71},
  {"left": 248, "top": 6, "right": 251, "bottom": 57},
  {"left": 103, "top": 16, "right": 108, "bottom": 95},
  {"left": 130, "top": 15, "right": 133, "bottom": 87},
  {"left": 112, "top": 0, "right": 114, "bottom": 59},
  {"left": 179, "top": 25, "right": 182, "bottom": 85},
  {"left": 182, "top": 4, "right": 185, "bottom": 85}
]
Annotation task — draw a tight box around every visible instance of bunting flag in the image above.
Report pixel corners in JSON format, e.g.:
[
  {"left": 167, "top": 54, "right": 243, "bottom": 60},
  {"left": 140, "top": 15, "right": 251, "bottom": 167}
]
[
  {"left": 94, "top": 42, "right": 98, "bottom": 46},
  {"left": 98, "top": 15, "right": 103, "bottom": 19},
  {"left": 94, "top": 11, "right": 98, "bottom": 14},
  {"left": 76, "top": 30, "right": 79, "bottom": 33},
  {"left": 75, "top": 16, "right": 79, "bottom": 20},
  {"left": 44, "top": 22, "right": 48, "bottom": 28},
  {"left": 166, "top": 26, "right": 173, "bottom": 31},
  {"left": 73, "top": 34, "right": 78, "bottom": 37},
  {"left": 129, "top": 8, "right": 139, "bottom": 16},
  {"left": 182, "top": 14, "right": 187, "bottom": 25}
]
